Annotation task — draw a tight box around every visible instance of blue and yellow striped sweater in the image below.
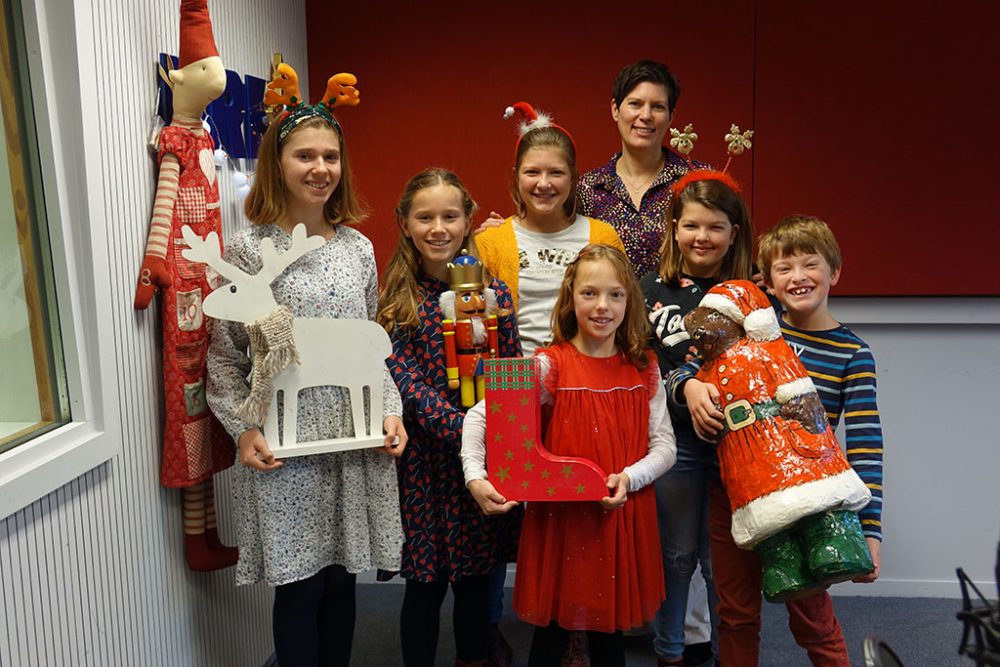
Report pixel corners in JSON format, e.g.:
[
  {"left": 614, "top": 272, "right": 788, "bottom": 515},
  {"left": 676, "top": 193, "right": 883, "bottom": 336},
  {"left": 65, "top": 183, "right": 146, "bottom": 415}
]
[{"left": 779, "top": 321, "right": 884, "bottom": 541}]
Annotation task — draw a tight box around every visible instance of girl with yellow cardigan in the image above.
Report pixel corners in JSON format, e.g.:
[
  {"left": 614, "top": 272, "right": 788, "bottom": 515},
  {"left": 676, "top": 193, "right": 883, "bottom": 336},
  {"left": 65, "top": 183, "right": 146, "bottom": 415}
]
[{"left": 476, "top": 102, "right": 624, "bottom": 356}]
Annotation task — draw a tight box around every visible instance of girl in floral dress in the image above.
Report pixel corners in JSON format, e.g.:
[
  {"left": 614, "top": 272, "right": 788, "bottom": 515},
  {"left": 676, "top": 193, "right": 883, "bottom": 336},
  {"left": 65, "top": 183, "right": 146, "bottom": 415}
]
[{"left": 206, "top": 102, "right": 406, "bottom": 666}]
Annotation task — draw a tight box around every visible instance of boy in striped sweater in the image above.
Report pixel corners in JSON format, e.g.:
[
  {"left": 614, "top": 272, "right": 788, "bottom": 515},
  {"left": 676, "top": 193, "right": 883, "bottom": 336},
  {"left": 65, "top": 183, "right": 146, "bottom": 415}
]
[
  {"left": 672, "top": 215, "right": 883, "bottom": 665},
  {"left": 757, "top": 216, "right": 884, "bottom": 562}
]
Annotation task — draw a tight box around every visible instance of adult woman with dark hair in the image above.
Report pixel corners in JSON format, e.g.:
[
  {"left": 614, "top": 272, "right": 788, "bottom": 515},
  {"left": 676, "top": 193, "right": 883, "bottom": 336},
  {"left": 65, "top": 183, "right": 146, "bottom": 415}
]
[
  {"left": 579, "top": 60, "right": 720, "bottom": 667},
  {"left": 578, "top": 60, "right": 705, "bottom": 280}
]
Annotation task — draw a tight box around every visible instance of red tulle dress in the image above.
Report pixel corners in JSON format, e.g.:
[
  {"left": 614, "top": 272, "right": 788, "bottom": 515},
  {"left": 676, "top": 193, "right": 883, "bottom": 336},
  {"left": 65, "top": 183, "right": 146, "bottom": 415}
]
[{"left": 513, "top": 342, "right": 665, "bottom": 632}]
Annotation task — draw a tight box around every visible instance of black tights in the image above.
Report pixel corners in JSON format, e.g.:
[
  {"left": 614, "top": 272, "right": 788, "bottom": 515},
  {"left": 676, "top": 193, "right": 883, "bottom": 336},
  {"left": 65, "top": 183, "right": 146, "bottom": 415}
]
[
  {"left": 273, "top": 564, "right": 357, "bottom": 667},
  {"left": 527, "top": 623, "right": 626, "bottom": 667},
  {"left": 400, "top": 574, "right": 491, "bottom": 666}
]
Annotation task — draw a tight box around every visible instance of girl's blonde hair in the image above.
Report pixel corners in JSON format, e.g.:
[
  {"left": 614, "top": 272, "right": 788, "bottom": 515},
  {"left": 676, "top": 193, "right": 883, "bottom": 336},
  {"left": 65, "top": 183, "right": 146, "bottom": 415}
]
[
  {"left": 550, "top": 244, "right": 650, "bottom": 370},
  {"left": 244, "top": 115, "right": 368, "bottom": 227},
  {"left": 658, "top": 177, "right": 754, "bottom": 284},
  {"left": 377, "top": 168, "right": 478, "bottom": 332},
  {"left": 510, "top": 126, "right": 578, "bottom": 220}
]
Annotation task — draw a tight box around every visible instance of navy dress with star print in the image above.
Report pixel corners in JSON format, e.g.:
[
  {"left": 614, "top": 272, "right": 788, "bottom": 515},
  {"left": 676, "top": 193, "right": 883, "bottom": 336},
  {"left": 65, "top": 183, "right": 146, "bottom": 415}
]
[{"left": 388, "top": 273, "right": 522, "bottom": 582}]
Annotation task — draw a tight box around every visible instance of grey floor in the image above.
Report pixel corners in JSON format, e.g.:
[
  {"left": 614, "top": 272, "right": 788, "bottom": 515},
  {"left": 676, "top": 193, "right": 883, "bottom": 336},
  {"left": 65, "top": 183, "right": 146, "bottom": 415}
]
[{"left": 349, "top": 583, "right": 972, "bottom": 666}]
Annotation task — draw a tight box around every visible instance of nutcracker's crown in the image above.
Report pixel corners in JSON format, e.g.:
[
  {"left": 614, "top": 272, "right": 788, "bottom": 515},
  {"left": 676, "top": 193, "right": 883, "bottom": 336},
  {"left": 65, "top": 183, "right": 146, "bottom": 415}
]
[{"left": 447, "top": 250, "right": 485, "bottom": 292}]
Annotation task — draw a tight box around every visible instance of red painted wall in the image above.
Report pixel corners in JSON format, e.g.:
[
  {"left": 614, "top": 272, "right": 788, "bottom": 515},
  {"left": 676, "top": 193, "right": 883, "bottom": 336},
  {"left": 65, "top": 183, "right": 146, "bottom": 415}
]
[
  {"left": 306, "top": 1, "right": 999, "bottom": 295},
  {"left": 752, "top": 2, "right": 999, "bottom": 295}
]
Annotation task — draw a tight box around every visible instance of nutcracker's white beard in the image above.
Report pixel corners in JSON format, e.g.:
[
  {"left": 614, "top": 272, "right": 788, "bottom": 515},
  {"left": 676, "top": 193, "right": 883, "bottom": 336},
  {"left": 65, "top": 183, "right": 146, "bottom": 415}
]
[
  {"left": 439, "top": 288, "right": 497, "bottom": 347},
  {"left": 470, "top": 317, "right": 486, "bottom": 345}
]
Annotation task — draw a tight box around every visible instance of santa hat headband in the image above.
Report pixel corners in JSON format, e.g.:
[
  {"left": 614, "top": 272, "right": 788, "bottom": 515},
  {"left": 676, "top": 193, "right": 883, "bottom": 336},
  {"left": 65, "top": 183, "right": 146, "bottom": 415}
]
[
  {"left": 178, "top": 0, "right": 219, "bottom": 68},
  {"left": 264, "top": 63, "right": 361, "bottom": 144},
  {"left": 668, "top": 123, "right": 754, "bottom": 199},
  {"left": 698, "top": 280, "right": 780, "bottom": 342},
  {"left": 503, "top": 101, "right": 576, "bottom": 158}
]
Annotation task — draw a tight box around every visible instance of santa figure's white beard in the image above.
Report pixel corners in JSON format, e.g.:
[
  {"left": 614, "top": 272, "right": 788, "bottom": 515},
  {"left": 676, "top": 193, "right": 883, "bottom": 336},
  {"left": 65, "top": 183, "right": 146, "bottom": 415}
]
[{"left": 469, "top": 316, "right": 486, "bottom": 345}]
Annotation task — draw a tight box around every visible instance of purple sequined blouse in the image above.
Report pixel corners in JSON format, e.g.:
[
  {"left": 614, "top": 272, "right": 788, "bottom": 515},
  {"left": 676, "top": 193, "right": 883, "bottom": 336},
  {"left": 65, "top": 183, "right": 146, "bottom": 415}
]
[{"left": 578, "top": 148, "right": 704, "bottom": 278}]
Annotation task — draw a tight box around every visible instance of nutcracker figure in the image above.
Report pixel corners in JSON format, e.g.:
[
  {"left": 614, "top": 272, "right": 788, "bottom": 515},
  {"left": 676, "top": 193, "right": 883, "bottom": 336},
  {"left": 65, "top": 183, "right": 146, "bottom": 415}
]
[{"left": 439, "top": 252, "right": 498, "bottom": 407}]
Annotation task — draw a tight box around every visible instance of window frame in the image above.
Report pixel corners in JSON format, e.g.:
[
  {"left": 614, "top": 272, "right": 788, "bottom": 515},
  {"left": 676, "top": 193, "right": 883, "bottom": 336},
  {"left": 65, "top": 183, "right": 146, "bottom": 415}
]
[{"left": 0, "top": 0, "right": 120, "bottom": 519}]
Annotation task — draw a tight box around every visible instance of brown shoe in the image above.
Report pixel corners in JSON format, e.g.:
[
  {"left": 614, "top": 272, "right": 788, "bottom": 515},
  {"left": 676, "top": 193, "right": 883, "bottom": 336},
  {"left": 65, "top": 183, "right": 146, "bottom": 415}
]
[
  {"left": 560, "top": 631, "right": 589, "bottom": 667},
  {"left": 488, "top": 624, "right": 513, "bottom": 667}
]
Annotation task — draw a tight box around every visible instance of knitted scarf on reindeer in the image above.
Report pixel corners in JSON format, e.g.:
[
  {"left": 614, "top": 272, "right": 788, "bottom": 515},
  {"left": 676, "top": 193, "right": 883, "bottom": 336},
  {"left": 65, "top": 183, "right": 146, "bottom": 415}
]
[{"left": 236, "top": 305, "right": 298, "bottom": 424}]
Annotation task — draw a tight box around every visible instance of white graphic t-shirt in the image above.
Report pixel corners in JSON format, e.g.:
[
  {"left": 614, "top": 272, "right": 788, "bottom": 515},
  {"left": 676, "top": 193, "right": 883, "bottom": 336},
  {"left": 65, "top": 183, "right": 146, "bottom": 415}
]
[{"left": 513, "top": 215, "right": 590, "bottom": 355}]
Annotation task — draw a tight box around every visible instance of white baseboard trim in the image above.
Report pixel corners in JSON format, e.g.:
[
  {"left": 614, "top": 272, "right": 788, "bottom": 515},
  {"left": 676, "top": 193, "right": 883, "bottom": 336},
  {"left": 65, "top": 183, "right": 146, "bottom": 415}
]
[
  {"left": 358, "top": 570, "right": 990, "bottom": 600},
  {"left": 828, "top": 577, "right": 990, "bottom": 599}
]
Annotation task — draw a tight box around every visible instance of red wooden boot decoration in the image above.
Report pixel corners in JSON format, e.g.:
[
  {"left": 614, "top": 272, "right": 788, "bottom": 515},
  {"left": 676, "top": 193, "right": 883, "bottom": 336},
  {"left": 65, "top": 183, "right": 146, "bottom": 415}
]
[{"left": 484, "top": 357, "right": 607, "bottom": 501}]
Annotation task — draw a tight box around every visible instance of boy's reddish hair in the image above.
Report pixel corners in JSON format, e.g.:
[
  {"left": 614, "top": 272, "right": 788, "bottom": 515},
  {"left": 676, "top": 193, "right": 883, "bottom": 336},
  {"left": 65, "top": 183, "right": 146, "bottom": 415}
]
[{"left": 758, "top": 215, "right": 842, "bottom": 287}]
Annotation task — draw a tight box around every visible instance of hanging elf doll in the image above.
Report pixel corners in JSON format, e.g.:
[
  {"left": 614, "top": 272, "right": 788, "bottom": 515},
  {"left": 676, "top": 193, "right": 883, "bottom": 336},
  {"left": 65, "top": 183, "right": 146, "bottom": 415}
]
[
  {"left": 133, "top": 0, "right": 236, "bottom": 571},
  {"left": 684, "top": 280, "right": 873, "bottom": 601}
]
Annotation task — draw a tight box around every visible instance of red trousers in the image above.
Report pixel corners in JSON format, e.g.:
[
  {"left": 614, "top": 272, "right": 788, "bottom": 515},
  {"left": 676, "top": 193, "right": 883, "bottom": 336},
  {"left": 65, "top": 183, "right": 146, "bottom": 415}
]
[{"left": 709, "top": 482, "right": 850, "bottom": 666}]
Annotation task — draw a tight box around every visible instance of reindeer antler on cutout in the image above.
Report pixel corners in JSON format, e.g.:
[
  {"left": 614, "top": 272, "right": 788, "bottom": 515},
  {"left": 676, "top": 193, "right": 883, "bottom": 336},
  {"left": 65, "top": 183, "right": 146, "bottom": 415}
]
[
  {"left": 180, "top": 226, "right": 245, "bottom": 281},
  {"left": 181, "top": 223, "right": 324, "bottom": 323},
  {"left": 258, "top": 224, "right": 325, "bottom": 283}
]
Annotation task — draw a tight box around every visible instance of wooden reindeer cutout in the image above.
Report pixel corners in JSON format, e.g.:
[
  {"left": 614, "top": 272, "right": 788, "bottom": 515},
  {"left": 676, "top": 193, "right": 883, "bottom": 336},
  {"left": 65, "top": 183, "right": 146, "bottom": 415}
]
[{"left": 181, "top": 223, "right": 392, "bottom": 457}]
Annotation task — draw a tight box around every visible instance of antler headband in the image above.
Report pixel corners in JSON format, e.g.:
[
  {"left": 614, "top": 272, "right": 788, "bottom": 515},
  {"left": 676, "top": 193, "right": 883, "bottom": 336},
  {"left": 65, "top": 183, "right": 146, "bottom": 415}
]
[
  {"left": 669, "top": 123, "right": 754, "bottom": 196},
  {"left": 265, "top": 63, "right": 361, "bottom": 144}
]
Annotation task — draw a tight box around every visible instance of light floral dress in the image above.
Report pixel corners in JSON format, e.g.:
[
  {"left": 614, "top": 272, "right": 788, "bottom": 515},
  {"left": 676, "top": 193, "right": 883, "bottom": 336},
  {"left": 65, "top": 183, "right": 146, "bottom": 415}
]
[{"left": 207, "top": 223, "right": 403, "bottom": 586}]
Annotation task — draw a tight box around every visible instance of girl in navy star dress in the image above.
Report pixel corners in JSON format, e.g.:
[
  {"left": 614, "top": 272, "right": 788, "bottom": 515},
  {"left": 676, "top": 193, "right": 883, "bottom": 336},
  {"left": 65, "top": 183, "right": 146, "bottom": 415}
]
[{"left": 377, "top": 169, "right": 522, "bottom": 667}]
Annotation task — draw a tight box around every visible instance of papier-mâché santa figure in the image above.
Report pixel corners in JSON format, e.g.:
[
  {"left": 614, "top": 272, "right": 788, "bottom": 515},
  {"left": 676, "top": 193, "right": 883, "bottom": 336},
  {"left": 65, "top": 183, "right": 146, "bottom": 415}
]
[
  {"left": 133, "top": 0, "right": 236, "bottom": 571},
  {"left": 684, "top": 280, "right": 873, "bottom": 601},
  {"left": 440, "top": 251, "right": 498, "bottom": 407}
]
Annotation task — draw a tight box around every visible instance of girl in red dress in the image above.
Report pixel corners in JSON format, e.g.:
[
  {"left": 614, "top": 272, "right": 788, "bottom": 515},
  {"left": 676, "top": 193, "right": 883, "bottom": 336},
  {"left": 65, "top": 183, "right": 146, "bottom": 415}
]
[{"left": 463, "top": 244, "right": 676, "bottom": 666}]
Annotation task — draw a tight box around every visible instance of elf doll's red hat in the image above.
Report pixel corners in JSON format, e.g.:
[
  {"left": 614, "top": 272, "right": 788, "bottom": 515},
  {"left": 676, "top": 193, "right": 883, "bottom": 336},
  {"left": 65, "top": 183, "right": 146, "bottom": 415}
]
[
  {"left": 699, "top": 280, "right": 780, "bottom": 342},
  {"left": 178, "top": 0, "right": 219, "bottom": 68}
]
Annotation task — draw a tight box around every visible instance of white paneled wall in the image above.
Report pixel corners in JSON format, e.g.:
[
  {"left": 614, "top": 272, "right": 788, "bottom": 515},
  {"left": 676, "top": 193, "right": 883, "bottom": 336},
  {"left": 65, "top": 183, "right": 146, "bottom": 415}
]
[{"left": 0, "top": 1, "right": 307, "bottom": 665}]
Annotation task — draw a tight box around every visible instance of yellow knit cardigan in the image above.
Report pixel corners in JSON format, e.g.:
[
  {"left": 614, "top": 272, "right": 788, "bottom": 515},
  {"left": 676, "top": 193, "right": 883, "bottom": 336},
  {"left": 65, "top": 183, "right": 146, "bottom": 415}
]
[{"left": 475, "top": 216, "right": 625, "bottom": 309}]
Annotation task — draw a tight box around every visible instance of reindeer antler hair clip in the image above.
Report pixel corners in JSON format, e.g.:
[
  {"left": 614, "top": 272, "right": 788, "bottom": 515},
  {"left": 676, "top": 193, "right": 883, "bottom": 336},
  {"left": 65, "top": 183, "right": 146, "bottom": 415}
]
[
  {"left": 670, "top": 122, "right": 755, "bottom": 196},
  {"left": 265, "top": 62, "right": 361, "bottom": 145}
]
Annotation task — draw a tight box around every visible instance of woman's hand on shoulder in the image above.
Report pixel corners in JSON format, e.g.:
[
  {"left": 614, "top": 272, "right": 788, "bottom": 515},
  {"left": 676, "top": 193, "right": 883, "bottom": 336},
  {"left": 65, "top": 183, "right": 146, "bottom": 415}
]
[
  {"left": 600, "top": 472, "right": 629, "bottom": 510},
  {"left": 238, "top": 428, "right": 283, "bottom": 471},
  {"left": 382, "top": 416, "right": 407, "bottom": 458},
  {"left": 467, "top": 479, "right": 518, "bottom": 515},
  {"left": 474, "top": 211, "right": 505, "bottom": 235}
]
